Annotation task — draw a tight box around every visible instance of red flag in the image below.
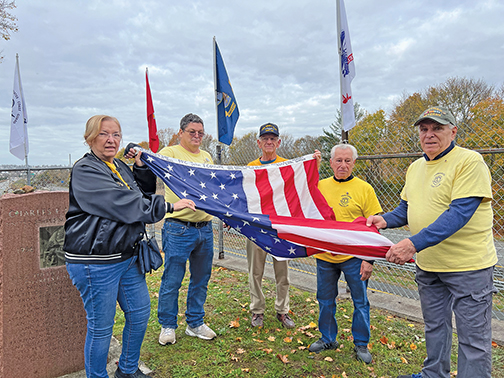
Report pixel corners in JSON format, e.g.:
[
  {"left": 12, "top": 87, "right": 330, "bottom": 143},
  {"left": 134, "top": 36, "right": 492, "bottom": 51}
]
[{"left": 146, "top": 68, "right": 159, "bottom": 152}]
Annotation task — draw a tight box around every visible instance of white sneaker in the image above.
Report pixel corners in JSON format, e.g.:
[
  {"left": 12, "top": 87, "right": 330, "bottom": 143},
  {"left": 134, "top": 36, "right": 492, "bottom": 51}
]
[
  {"left": 159, "top": 327, "right": 176, "bottom": 345},
  {"left": 185, "top": 324, "right": 216, "bottom": 340}
]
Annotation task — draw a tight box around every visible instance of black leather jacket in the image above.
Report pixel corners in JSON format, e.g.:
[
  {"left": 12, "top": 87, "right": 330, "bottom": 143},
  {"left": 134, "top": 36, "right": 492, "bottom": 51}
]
[{"left": 64, "top": 152, "right": 165, "bottom": 264}]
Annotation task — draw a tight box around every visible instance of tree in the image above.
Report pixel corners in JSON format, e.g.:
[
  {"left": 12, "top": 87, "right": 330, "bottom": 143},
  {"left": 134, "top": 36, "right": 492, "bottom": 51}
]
[
  {"left": 387, "top": 77, "right": 495, "bottom": 152},
  {"left": 227, "top": 132, "right": 258, "bottom": 165},
  {"left": 320, "top": 103, "right": 365, "bottom": 159},
  {"left": 1, "top": 0, "right": 18, "bottom": 62},
  {"left": 157, "top": 127, "right": 178, "bottom": 150}
]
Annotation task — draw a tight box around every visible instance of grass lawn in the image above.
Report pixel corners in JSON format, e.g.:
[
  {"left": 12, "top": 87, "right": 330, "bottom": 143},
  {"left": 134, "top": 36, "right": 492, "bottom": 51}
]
[{"left": 113, "top": 266, "right": 504, "bottom": 378}]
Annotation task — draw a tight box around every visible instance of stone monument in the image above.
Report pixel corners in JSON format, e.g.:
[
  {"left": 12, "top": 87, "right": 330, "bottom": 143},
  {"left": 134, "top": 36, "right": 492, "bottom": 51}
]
[{"left": 0, "top": 191, "right": 87, "bottom": 378}]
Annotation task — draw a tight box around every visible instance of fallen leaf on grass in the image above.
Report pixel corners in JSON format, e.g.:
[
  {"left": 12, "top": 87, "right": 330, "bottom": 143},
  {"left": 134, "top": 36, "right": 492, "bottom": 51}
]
[
  {"left": 229, "top": 318, "right": 240, "bottom": 328},
  {"left": 276, "top": 354, "right": 289, "bottom": 364},
  {"left": 268, "top": 336, "right": 276, "bottom": 342},
  {"left": 410, "top": 343, "right": 417, "bottom": 350},
  {"left": 284, "top": 337, "right": 293, "bottom": 343},
  {"left": 298, "top": 346, "right": 307, "bottom": 350},
  {"left": 236, "top": 337, "right": 242, "bottom": 342},
  {"left": 236, "top": 348, "right": 246, "bottom": 354},
  {"left": 253, "top": 338, "right": 264, "bottom": 343},
  {"left": 400, "top": 356, "right": 408, "bottom": 364},
  {"left": 492, "top": 341, "right": 498, "bottom": 347},
  {"left": 324, "top": 356, "right": 334, "bottom": 362},
  {"left": 379, "top": 336, "right": 389, "bottom": 345},
  {"left": 297, "top": 338, "right": 304, "bottom": 345},
  {"left": 262, "top": 348, "right": 273, "bottom": 354},
  {"left": 241, "top": 368, "right": 250, "bottom": 373},
  {"left": 370, "top": 325, "right": 377, "bottom": 330},
  {"left": 230, "top": 355, "right": 239, "bottom": 362}
]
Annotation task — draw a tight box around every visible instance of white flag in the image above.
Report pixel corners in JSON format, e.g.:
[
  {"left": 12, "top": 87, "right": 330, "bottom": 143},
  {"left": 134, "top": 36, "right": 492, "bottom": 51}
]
[
  {"left": 10, "top": 55, "right": 29, "bottom": 161},
  {"left": 337, "top": 0, "right": 356, "bottom": 131}
]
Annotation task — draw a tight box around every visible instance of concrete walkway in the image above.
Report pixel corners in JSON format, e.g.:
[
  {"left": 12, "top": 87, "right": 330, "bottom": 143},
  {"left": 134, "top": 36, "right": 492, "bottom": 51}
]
[{"left": 60, "top": 252, "right": 504, "bottom": 377}]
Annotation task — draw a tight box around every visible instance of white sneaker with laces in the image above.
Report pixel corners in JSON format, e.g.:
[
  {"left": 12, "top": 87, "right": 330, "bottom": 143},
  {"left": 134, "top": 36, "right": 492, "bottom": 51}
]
[
  {"left": 185, "top": 323, "right": 216, "bottom": 340},
  {"left": 159, "top": 327, "right": 176, "bottom": 345}
]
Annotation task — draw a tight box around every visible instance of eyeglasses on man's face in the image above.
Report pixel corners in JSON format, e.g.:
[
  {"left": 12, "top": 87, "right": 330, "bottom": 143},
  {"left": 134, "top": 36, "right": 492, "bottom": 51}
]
[
  {"left": 98, "top": 132, "right": 122, "bottom": 140},
  {"left": 185, "top": 129, "right": 205, "bottom": 137},
  {"left": 260, "top": 136, "right": 278, "bottom": 142}
]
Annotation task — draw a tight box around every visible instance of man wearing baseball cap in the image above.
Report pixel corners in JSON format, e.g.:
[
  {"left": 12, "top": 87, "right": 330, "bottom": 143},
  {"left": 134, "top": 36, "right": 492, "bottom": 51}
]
[
  {"left": 246, "top": 123, "right": 294, "bottom": 329},
  {"left": 367, "top": 106, "right": 497, "bottom": 378}
]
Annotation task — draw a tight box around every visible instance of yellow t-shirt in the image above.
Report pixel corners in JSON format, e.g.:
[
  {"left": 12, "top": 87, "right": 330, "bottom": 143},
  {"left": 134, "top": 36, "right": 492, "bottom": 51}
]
[
  {"left": 158, "top": 144, "right": 214, "bottom": 222},
  {"left": 247, "top": 155, "right": 287, "bottom": 166},
  {"left": 402, "top": 146, "right": 497, "bottom": 272},
  {"left": 316, "top": 176, "right": 383, "bottom": 263}
]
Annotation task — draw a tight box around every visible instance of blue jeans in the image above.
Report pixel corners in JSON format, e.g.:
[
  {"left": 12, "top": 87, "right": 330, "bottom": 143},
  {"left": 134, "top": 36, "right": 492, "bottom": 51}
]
[
  {"left": 158, "top": 219, "right": 214, "bottom": 329},
  {"left": 316, "top": 258, "right": 370, "bottom": 346},
  {"left": 66, "top": 257, "right": 150, "bottom": 378}
]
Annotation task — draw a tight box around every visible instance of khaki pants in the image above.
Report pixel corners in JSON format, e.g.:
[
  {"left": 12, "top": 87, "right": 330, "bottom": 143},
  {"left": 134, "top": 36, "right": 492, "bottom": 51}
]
[{"left": 246, "top": 240, "right": 290, "bottom": 314}]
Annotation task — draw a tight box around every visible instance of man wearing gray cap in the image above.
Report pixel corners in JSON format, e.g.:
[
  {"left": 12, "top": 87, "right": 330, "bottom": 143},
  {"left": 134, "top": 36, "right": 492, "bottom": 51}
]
[{"left": 367, "top": 106, "right": 497, "bottom": 378}]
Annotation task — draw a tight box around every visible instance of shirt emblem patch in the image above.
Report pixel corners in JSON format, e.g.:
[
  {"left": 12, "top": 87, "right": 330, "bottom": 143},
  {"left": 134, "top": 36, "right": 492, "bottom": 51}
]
[{"left": 431, "top": 172, "right": 445, "bottom": 188}]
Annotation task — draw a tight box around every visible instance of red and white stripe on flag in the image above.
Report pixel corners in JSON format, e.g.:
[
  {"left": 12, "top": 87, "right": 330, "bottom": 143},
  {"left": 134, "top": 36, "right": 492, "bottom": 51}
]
[
  {"left": 271, "top": 216, "right": 394, "bottom": 260},
  {"left": 241, "top": 158, "right": 335, "bottom": 220}
]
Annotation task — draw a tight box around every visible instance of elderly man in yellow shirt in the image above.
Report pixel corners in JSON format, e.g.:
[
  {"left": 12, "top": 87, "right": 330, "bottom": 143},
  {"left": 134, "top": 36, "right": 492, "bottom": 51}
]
[{"left": 309, "top": 143, "right": 382, "bottom": 365}]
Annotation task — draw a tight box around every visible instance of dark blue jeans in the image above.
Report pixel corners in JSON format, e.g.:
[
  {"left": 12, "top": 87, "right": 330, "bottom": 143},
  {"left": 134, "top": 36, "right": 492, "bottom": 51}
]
[
  {"left": 157, "top": 219, "right": 214, "bottom": 329},
  {"left": 66, "top": 257, "right": 150, "bottom": 378},
  {"left": 316, "top": 257, "right": 371, "bottom": 346}
]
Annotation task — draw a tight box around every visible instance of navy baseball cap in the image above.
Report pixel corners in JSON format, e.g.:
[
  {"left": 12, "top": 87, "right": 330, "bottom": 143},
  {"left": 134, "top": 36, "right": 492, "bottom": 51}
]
[{"left": 259, "top": 123, "right": 279, "bottom": 137}]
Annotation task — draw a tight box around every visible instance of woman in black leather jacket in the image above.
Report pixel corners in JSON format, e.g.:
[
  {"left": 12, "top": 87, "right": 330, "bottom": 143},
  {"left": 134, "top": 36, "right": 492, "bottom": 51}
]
[{"left": 64, "top": 115, "right": 194, "bottom": 378}]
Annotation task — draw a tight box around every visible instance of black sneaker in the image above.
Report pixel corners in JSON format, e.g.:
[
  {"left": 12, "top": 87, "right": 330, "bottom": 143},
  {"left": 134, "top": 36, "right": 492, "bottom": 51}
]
[
  {"left": 354, "top": 345, "right": 372, "bottom": 364},
  {"left": 114, "top": 366, "right": 150, "bottom": 378},
  {"left": 308, "top": 339, "right": 339, "bottom": 353}
]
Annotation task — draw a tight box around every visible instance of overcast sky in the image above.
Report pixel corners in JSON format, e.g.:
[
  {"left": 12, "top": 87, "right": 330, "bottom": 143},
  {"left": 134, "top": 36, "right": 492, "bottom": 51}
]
[{"left": 1, "top": 0, "right": 503, "bottom": 166}]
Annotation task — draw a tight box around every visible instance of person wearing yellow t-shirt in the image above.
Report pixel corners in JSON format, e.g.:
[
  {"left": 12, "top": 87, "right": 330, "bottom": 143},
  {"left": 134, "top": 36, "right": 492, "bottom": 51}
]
[
  {"left": 156, "top": 114, "right": 217, "bottom": 346},
  {"left": 308, "top": 143, "right": 382, "bottom": 365},
  {"left": 246, "top": 122, "right": 297, "bottom": 329},
  {"left": 367, "top": 106, "right": 497, "bottom": 378}
]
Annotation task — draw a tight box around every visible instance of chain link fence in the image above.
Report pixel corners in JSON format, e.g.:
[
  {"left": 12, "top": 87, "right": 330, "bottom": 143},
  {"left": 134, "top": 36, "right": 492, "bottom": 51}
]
[{"left": 2, "top": 119, "right": 503, "bottom": 319}]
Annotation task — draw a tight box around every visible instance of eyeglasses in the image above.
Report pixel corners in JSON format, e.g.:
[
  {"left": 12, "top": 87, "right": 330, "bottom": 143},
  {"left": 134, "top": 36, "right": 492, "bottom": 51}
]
[
  {"left": 260, "top": 136, "right": 278, "bottom": 142},
  {"left": 185, "top": 129, "right": 205, "bottom": 137},
  {"left": 98, "top": 132, "right": 122, "bottom": 140}
]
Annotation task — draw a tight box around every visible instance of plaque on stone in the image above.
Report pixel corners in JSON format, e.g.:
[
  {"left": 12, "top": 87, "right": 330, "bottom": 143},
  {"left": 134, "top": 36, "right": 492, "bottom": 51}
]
[{"left": 0, "top": 191, "right": 86, "bottom": 378}]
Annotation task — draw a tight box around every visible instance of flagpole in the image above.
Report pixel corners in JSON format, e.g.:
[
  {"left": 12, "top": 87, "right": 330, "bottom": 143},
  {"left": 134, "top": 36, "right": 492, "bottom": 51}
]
[
  {"left": 336, "top": 1, "right": 348, "bottom": 144},
  {"left": 213, "top": 36, "right": 225, "bottom": 260},
  {"left": 15, "top": 53, "right": 31, "bottom": 184}
]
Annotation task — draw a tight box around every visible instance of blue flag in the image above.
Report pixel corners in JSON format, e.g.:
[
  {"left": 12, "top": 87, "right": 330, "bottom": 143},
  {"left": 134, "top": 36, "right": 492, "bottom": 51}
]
[{"left": 214, "top": 38, "right": 239, "bottom": 145}]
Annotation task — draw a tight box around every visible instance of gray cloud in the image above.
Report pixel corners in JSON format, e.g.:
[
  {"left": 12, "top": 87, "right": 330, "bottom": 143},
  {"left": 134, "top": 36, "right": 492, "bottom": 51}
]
[{"left": 0, "top": 0, "right": 503, "bottom": 165}]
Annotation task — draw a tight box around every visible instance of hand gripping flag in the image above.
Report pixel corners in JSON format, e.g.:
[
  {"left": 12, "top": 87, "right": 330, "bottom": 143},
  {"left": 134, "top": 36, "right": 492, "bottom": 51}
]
[
  {"left": 146, "top": 68, "right": 159, "bottom": 152},
  {"left": 135, "top": 147, "right": 394, "bottom": 260},
  {"left": 214, "top": 38, "right": 239, "bottom": 145}
]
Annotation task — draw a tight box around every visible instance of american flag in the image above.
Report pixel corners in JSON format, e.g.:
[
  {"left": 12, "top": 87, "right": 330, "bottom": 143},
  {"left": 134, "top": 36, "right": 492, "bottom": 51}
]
[{"left": 139, "top": 149, "right": 393, "bottom": 260}]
